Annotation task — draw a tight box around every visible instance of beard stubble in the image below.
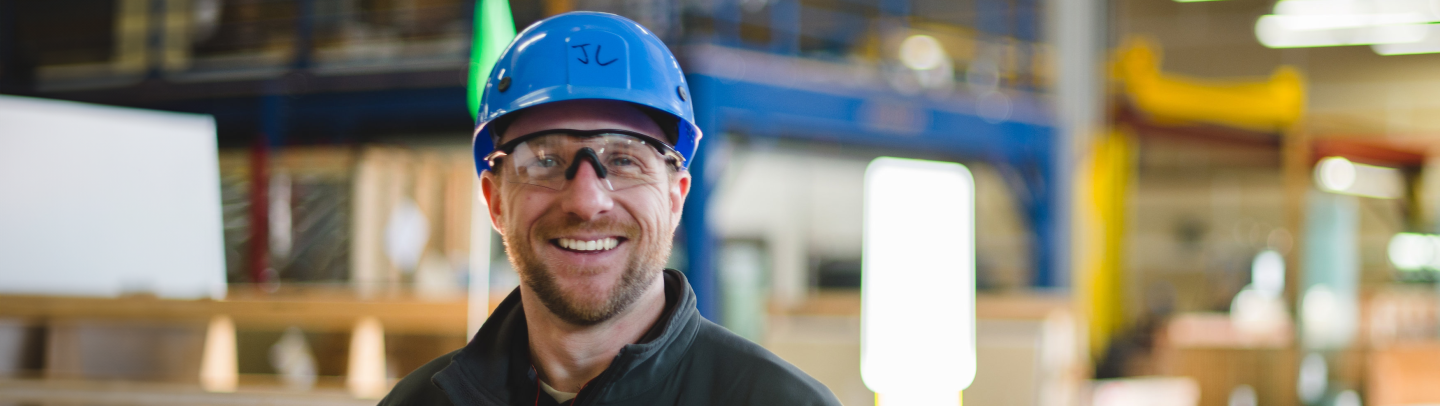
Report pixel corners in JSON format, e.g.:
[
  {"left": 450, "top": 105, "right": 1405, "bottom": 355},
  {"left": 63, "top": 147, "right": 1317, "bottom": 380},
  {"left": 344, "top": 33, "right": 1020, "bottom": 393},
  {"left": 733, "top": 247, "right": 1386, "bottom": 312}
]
[{"left": 506, "top": 214, "right": 672, "bottom": 326}]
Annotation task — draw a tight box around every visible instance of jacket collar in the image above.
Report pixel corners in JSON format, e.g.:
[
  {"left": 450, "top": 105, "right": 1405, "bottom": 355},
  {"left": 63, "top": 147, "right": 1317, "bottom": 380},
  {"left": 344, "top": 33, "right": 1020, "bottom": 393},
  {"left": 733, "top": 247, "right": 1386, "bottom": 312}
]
[{"left": 432, "top": 269, "right": 701, "bottom": 405}]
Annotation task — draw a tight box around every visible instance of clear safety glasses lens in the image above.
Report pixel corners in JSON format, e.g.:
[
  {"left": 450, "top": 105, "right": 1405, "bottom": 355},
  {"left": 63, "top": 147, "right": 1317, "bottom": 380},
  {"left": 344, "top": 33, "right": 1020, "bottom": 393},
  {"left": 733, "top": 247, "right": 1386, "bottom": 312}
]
[{"left": 491, "top": 132, "right": 679, "bottom": 191}]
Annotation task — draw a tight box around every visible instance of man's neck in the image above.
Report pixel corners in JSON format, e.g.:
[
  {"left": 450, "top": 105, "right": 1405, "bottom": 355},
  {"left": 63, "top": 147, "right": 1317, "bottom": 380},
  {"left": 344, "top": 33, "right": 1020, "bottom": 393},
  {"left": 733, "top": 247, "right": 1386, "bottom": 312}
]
[{"left": 520, "top": 273, "right": 667, "bottom": 393}]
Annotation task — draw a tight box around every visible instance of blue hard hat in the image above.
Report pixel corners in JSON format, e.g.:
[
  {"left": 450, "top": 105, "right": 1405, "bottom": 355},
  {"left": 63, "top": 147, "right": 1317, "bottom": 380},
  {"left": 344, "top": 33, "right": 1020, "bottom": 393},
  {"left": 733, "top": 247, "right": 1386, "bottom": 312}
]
[{"left": 472, "top": 11, "right": 701, "bottom": 173}]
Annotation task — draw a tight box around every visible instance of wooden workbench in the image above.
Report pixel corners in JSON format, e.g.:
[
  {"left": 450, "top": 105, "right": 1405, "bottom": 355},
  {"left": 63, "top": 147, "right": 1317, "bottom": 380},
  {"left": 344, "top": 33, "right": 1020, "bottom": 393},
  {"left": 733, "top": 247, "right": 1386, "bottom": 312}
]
[{"left": 0, "top": 287, "right": 473, "bottom": 336}]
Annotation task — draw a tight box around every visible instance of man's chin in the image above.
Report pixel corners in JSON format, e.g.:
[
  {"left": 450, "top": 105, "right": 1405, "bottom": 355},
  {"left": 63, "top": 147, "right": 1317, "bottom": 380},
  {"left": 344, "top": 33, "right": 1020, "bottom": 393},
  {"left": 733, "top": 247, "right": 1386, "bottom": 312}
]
[
  {"left": 532, "top": 286, "right": 624, "bottom": 326},
  {"left": 522, "top": 266, "right": 625, "bottom": 323},
  {"left": 510, "top": 235, "right": 669, "bottom": 325},
  {"left": 548, "top": 281, "right": 618, "bottom": 309}
]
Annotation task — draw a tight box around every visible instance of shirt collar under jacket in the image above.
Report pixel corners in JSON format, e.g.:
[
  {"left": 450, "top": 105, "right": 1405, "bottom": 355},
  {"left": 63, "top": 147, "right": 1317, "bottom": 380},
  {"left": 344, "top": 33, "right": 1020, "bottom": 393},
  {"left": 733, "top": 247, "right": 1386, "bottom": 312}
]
[{"left": 430, "top": 269, "right": 698, "bottom": 406}]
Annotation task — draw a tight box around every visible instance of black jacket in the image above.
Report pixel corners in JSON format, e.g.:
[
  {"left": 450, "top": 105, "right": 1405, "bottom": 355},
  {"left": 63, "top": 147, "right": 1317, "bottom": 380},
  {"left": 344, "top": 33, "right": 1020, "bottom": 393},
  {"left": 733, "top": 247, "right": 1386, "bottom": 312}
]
[{"left": 380, "top": 269, "right": 841, "bottom": 406}]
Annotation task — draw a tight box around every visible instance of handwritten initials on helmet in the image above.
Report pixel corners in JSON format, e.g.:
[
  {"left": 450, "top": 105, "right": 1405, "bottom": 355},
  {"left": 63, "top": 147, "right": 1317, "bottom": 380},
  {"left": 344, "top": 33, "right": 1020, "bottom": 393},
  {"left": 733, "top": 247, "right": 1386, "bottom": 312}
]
[{"left": 570, "top": 44, "right": 618, "bottom": 66}]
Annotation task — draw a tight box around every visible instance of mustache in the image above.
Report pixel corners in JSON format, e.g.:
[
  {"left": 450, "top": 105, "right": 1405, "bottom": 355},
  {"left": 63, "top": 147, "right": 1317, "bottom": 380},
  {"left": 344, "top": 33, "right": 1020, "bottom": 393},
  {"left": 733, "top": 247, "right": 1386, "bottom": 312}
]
[{"left": 535, "top": 216, "right": 637, "bottom": 239}]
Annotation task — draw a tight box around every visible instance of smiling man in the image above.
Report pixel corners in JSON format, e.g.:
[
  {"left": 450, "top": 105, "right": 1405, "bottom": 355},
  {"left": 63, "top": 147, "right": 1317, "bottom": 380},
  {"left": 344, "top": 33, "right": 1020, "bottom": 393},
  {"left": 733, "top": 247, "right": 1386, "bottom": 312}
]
[{"left": 379, "top": 12, "right": 840, "bottom": 406}]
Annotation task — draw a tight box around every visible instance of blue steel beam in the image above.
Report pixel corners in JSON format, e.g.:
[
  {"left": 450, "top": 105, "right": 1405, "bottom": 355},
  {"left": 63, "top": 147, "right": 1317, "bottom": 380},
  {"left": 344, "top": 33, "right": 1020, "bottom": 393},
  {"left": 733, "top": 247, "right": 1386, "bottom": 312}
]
[
  {"left": 683, "top": 132, "right": 722, "bottom": 322},
  {"left": 683, "top": 71, "right": 1059, "bottom": 305},
  {"left": 688, "top": 75, "right": 1049, "bottom": 162}
]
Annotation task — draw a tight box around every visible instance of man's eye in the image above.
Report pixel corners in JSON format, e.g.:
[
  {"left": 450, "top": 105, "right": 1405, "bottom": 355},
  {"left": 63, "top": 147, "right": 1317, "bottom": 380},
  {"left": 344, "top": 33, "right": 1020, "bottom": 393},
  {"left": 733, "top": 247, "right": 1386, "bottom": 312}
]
[
  {"left": 609, "top": 156, "right": 635, "bottom": 167},
  {"left": 536, "top": 157, "right": 560, "bottom": 168}
]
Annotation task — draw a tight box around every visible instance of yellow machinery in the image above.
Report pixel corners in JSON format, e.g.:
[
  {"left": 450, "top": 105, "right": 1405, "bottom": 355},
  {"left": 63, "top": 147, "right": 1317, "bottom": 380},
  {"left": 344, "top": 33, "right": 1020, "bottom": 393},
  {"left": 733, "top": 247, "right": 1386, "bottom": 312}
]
[{"left": 1079, "top": 37, "right": 1307, "bottom": 359}]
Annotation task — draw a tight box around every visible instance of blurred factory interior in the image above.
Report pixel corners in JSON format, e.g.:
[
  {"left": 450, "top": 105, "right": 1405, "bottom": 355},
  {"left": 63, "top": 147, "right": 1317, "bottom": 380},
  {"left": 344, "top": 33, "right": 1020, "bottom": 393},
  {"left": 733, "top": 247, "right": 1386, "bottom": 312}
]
[{"left": 3, "top": 0, "right": 1440, "bottom": 405}]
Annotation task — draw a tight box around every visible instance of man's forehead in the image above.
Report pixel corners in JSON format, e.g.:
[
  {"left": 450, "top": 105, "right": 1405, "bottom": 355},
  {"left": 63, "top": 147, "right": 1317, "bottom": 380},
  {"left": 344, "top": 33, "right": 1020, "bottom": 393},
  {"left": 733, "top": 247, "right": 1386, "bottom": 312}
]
[{"left": 499, "top": 100, "right": 666, "bottom": 145}]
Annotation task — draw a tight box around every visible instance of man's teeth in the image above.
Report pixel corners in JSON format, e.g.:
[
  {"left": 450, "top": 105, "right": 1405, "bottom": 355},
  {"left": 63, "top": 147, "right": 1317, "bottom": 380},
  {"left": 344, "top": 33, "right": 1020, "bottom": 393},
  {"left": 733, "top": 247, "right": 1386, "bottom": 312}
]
[{"left": 558, "top": 237, "right": 619, "bottom": 251}]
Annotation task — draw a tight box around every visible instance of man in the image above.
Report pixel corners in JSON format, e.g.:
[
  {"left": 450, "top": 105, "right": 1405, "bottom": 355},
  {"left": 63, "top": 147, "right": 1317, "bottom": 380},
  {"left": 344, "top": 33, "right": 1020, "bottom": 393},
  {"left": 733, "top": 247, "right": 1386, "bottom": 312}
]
[{"left": 381, "top": 12, "right": 841, "bottom": 406}]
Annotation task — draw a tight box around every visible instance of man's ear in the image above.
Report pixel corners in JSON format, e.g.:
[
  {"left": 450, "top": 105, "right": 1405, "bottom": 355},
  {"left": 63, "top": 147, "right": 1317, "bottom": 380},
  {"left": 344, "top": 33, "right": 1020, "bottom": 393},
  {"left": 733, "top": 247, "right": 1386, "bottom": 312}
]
[
  {"left": 480, "top": 170, "right": 504, "bottom": 235},
  {"left": 671, "top": 171, "right": 691, "bottom": 220}
]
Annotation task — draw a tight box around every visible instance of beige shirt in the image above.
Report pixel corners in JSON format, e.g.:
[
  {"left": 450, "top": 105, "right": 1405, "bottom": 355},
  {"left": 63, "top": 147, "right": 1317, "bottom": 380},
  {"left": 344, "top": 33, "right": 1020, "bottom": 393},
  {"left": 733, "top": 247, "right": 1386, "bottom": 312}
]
[{"left": 539, "top": 380, "right": 578, "bottom": 403}]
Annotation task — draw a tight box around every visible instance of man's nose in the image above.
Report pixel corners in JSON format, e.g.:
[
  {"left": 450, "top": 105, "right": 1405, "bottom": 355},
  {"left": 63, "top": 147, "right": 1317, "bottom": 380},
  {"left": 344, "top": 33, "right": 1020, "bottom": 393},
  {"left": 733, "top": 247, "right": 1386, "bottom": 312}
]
[{"left": 559, "top": 159, "right": 614, "bottom": 221}]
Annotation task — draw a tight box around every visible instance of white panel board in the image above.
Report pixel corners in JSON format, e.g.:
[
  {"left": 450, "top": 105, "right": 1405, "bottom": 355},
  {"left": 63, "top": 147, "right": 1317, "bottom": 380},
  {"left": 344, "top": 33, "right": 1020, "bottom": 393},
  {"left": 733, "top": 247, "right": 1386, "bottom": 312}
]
[{"left": 0, "top": 95, "right": 225, "bottom": 299}]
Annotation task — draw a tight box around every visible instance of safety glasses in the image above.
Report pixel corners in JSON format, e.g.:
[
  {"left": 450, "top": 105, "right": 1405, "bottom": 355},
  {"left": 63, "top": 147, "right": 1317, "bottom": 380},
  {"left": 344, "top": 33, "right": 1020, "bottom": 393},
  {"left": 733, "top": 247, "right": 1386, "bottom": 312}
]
[{"left": 483, "top": 129, "right": 684, "bottom": 191}]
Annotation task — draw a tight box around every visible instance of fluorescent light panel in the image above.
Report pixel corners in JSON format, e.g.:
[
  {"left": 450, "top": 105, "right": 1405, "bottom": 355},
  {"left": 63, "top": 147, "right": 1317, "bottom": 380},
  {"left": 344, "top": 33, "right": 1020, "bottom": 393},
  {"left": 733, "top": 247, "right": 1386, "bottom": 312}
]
[
  {"left": 1374, "top": 25, "right": 1440, "bottom": 54},
  {"left": 861, "top": 157, "right": 976, "bottom": 400},
  {"left": 1255, "top": 0, "right": 1440, "bottom": 49}
]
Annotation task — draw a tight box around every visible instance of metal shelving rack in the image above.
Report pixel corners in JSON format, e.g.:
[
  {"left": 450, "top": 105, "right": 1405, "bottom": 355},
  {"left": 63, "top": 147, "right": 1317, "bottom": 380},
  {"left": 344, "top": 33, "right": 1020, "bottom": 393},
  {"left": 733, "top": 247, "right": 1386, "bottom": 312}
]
[{"left": 0, "top": 0, "right": 1061, "bottom": 321}]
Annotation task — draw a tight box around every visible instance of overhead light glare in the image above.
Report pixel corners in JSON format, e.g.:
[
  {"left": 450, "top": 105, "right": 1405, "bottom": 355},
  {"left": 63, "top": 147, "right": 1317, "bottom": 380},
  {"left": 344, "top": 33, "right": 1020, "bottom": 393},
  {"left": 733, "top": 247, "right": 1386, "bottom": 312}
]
[
  {"left": 1270, "top": 13, "right": 1428, "bottom": 31},
  {"left": 1301, "top": 285, "right": 1356, "bottom": 349},
  {"left": 1256, "top": 0, "right": 1440, "bottom": 49},
  {"left": 1252, "top": 250, "right": 1286, "bottom": 297},
  {"left": 899, "top": 35, "right": 946, "bottom": 71},
  {"left": 1258, "top": 15, "right": 1429, "bottom": 48},
  {"left": 1387, "top": 232, "right": 1440, "bottom": 272},
  {"left": 1274, "top": 0, "right": 1440, "bottom": 20},
  {"left": 1374, "top": 25, "right": 1440, "bottom": 54},
  {"left": 1316, "top": 156, "right": 1357, "bottom": 192},
  {"left": 1314, "top": 156, "right": 1403, "bottom": 199}
]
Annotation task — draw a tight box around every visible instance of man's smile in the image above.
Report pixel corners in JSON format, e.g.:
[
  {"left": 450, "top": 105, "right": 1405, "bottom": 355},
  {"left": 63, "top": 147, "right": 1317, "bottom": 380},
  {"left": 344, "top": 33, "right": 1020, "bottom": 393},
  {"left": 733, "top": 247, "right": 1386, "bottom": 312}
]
[{"left": 551, "top": 236, "right": 627, "bottom": 253}]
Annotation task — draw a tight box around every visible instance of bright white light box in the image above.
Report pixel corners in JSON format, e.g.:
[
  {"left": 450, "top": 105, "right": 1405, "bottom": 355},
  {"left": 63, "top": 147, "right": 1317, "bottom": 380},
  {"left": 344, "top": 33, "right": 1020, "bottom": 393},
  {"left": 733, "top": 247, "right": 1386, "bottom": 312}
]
[{"left": 861, "top": 157, "right": 977, "bottom": 405}]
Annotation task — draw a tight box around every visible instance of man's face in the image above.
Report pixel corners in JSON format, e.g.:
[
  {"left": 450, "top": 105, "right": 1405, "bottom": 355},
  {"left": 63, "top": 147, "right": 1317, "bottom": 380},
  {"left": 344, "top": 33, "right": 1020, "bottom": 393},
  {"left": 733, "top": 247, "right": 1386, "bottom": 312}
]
[{"left": 481, "top": 100, "right": 690, "bottom": 326}]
